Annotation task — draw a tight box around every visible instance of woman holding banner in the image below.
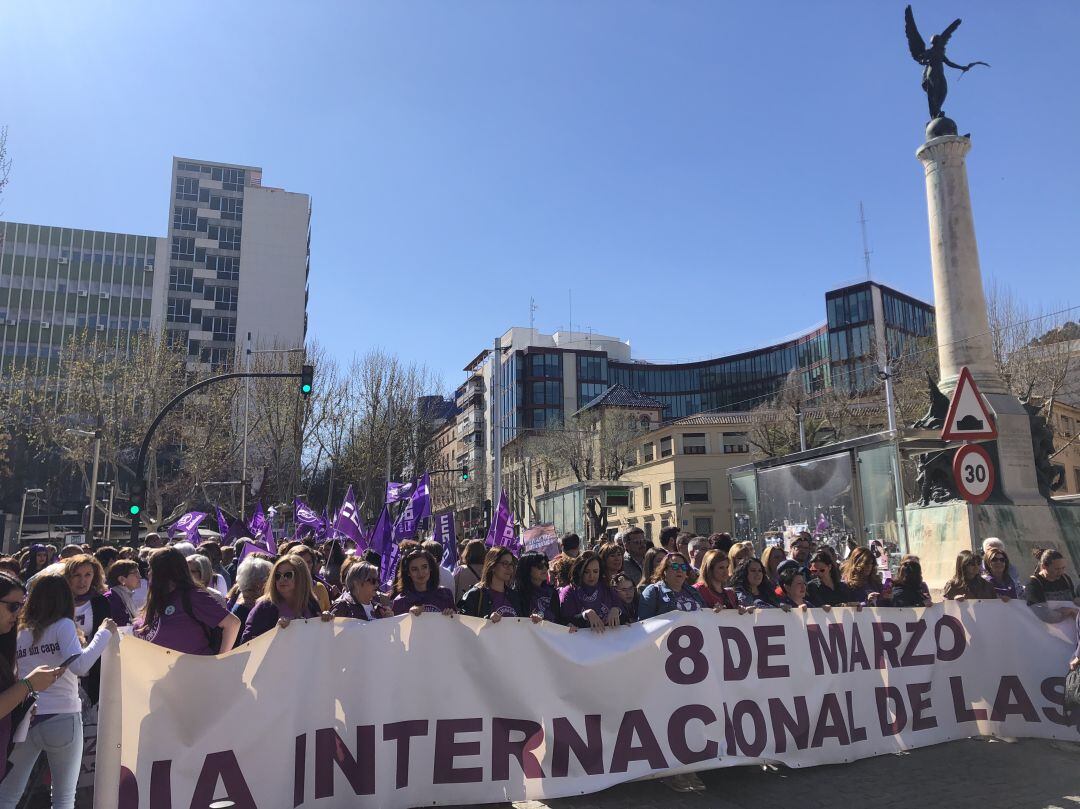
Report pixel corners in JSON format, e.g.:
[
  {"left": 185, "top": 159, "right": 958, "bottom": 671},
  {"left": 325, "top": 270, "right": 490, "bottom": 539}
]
[
  {"left": 559, "top": 551, "right": 623, "bottom": 631},
  {"left": 330, "top": 562, "right": 389, "bottom": 620},
  {"left": 732, "top": 557, "right": 780, "bottom": 608},
  {"left": 943, "top": 551, "right": 996, "bottom": 600},
  {"left": 612, "top": 573, "right": 639, "bottom": 622},
  {"left": 638, "top": 553, "right": 704, "bottom": 619},
  {"left": 982, "top": 547, "right": 1019, "bottom": 600},
  {"left": 841, "top": 547, "right": 883, "bottom": 605},
  {"left": 693, "top": 550, "right": 741, "bottom": 610},
  {"left": 459, "top": 547, "right": 519, "bottom": 621},
  {"left": 1026, "top": 548, "right": 1080, "bottom": 622},
  {"left": 511, "top": 552, "right": 561, "bottom": 623},
  {"left": 392, "top": 549, "right": 456, "bottom": 616},
  {"left": 597, "top": 543, "right": 624, "bottom": 586},
  {"left": 805, "top": 551, "right": 856, "bottom": 607},
  {"left": 241, "top": 554, "right": 325, "bottom": 643}
]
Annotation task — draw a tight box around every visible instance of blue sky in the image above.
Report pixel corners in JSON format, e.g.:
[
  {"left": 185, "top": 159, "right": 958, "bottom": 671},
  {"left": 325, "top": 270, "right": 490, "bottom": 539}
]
[{"left": 2, "top": 1, "right": 1077, "bottom": 391}]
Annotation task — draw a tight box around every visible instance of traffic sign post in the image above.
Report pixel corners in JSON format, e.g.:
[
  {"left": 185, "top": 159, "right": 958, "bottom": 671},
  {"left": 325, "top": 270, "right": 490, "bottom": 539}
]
[
  {"left": 941, "top": 366, "right": 998, "bottom": 442},
  {"left": 952, "top": 444, "right": 995, "bottom": 505}
]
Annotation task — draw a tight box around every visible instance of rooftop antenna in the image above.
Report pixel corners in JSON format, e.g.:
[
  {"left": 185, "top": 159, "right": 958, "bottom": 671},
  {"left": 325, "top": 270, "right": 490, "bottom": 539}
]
[
  {"left": 568, "top": 289, "right": 573, "bottom": 338},
  {"left": 859, "top": 201, "right": 873, "bottom": 281},
  {"left": 529, "top": 296, "right": 538, "bottom": 343}
]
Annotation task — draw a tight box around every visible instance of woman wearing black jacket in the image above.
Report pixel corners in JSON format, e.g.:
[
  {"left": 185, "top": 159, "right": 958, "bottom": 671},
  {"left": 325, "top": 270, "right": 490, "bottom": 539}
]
[
  {"left": 510, "top": 552, "right": 562, "bottom": 624},
  {"left": 458, "top": 547, "right": 518, "bottom": 621}
]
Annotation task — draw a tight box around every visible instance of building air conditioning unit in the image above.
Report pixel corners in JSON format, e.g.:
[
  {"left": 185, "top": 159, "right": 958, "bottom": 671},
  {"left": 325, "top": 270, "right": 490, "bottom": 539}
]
[
  {"left": 41, "top": 322, "right": 50, "bottom": 329},
  {"left": 77, "top": 290, "right": 89, "bottom": 298},
  {"left": 100, "top": 292, "right": 110, "bottom": 300},
  {"left": 143, "top": 264, "right": 154, "bottom": 272},
  {"left": 6, "top": 320, "right": 17, "bottom": 326},
  {"left": 96, "top": 324, "right": 106, "bottom": 332},
  {"left": 58, "top": 257, "right": 69, "bottom": 265}
]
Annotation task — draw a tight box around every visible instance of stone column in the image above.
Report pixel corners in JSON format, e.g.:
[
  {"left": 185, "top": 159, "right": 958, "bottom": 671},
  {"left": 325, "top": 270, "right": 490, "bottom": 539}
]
[
  {"left": 916, "top": 134, "right": 1043, "bottom": 504},
  {"left": 916, "top": 135, "right": 1002, "bottom": 395}
]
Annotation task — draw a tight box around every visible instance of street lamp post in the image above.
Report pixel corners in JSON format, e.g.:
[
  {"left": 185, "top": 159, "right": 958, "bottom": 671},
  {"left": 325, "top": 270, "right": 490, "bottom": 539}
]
[
  {"left": 66, "top": 424, "right": 102, "bottom": 544},
  {"left": 15, "top": 488, "right": 43, "bottom": 552}
]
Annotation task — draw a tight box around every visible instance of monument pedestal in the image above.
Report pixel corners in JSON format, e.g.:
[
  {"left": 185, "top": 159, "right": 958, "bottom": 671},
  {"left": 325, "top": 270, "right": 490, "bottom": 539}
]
[{"left": 906, "top": 500, "right": 1080, "bottom": 589}]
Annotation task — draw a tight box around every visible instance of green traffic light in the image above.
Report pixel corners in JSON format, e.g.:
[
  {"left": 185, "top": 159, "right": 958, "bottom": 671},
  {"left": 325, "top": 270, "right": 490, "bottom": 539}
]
[
  {"left": 301, "top": 383, "right": 312, "bottom": 394},
  {"left": 129, "top": 504, "right": 141, "bottom": 516}
]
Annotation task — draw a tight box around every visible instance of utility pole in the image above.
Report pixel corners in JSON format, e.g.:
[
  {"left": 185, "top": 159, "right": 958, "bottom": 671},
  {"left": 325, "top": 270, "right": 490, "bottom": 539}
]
[
  {"left": 241, "top": 331, "right": 252, "bottom": 517},
  {"left": 15, "top": 489, "right": 42, "bottom": 553},
  {"left": 491, "top": 337, "right": 502, "bottom": 508}
]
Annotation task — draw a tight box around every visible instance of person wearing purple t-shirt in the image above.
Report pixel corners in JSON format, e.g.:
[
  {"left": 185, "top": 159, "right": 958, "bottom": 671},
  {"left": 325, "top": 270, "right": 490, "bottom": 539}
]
[
  {"left": 241, "top": 554, "right": 329, "bottom": 643},
  {"left": 103, "top": 559, "right": 141, "bottom": 626},
  {"left": 511, "top": 552, "right": 563, "bottom": 624},
  {"left": 459, "top": 547, "right": 519, "bottom": 621},
  {"left": 392, "top": 549, "right": 456, "bottom": 616},
  {"left": 558, "top": 550, "right": 623, "bottom": 631},
  {"left": 133, "top": 548, "right": 240, "bottom": 655}
]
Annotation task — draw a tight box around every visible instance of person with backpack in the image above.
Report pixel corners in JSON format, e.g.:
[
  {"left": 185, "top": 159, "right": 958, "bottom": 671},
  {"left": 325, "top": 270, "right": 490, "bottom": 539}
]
[
  {"left": 0, "top": 574, "right": 115, "bottom": 809},
  {"left": 133, "top": 548, "right": 240, "bottom": 655}
]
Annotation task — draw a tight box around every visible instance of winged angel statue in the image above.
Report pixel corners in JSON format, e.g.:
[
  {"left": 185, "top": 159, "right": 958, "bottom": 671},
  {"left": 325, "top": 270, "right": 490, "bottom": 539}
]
[{"left": 904, "top": 5, "right": 989, "bottom": 120}]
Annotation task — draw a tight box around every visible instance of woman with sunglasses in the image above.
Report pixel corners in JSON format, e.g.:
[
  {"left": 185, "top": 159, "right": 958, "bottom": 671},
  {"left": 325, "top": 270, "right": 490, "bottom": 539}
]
[
  {"left": 459, "top": 547, "right": 519, "bottom": 621},
  {"left": 638, "top": 553, "right": 705, "bottom": 619},
  {"left": 330, "top": 562, "right": 391, "bottom": 620},
  {"left": 693, "top": 549, "right": 741, "bottom": 610},
  {"left": 841, "top": 547, "right": 884, "bottom": 605},
  {"left": 0, "top": 575, "right": 116, "bottom": 809},
  {"left": 559, "top": 551, "right": 623, "bottom": 631},
  {"left": 732, "top": 557, "right": 781, "bottom": 608},
  {"left": 135, "top": 548, "right": 241, "bottom": 654},
  {"left": 241, "top": 554, "right": 327, "bottom": 643},
  {"left": 982, "top": 547, "right": 1019, "bottom": 600},
  {"left": 943, "top": 550, "right": 996, "bottom": 600},
  {"left": 392, "top": 549, "right": 456, "bottom": 616},
  {"left": 805, "top": 551, "right": 856, "bottom": 607},
  {"left": 0, "top": 574, "right": 66, "bottom": 787},
  {"left": 510, "top": 552, "right": 562, "bottom": 623}
]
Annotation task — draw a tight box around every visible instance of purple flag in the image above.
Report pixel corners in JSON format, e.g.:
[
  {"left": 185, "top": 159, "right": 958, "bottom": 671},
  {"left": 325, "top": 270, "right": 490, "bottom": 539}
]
[
  {"left": 262, "top": 518, "right": 278, "bottom": 555},
  {"left": 248, "top": 502, "right": 267, "bottom": 538},
  {"left": 380, "top": 539, "right": 401, "bottom": 589},
  {"left": 223, "top": 513, "right": 246, "bottom": 544},
  {"left": 170, "top": 511, "right": 207, "bottom": 545},
  {"left": 237, "top": 539, "right": 275, "bottom": 564},
  {"left": 432, "top": 508, "right": 458, "bottom": 570},
  {"left": 485, "top": 491, "right": 511, "bottom": 547},
  {"left": 385, "top": 480, "right": 415, "bottom": 504},
  {"left": 215, "top": 506, "right": 230, "bottom": 537},
  {"left": 333, "top": 485, "right": 367, "bottom": 549},
  {"left": 294, "top": 498, "right": 324, "bottom": 539},
  {"left": 369, "top": 506, "right": 392, "bottom": 556},
  {"left": 391, "top": 473, "right": 431, "bottom": 542}
]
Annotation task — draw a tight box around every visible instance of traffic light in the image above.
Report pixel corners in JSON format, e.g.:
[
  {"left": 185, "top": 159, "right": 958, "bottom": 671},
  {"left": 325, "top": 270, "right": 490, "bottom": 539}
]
[
  {"left": 129, "top": 480, "right": 145, "bottom": 517},
  {"left": 300, "top": 364, "right": 313, "bottom": 396},
  {"left": 460, "top": 463, "right": 469, "bottom": 481}
]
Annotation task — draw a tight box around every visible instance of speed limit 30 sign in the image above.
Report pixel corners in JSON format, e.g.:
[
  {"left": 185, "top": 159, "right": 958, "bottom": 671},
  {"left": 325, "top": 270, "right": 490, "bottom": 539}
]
[{"left": 952, "top": 444, "right": 995, "bottom": 504}]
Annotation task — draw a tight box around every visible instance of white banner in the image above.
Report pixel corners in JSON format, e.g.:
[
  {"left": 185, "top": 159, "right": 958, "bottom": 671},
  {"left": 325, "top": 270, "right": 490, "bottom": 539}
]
[{"left": 95, "top": 601, "right": 1079, "bottom": 809}]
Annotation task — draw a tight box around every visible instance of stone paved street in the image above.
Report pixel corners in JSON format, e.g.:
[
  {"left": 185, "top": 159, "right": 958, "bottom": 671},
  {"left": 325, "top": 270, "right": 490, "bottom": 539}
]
[{"left": 444, "top": 738, "right": 1080, "bottom": 809}]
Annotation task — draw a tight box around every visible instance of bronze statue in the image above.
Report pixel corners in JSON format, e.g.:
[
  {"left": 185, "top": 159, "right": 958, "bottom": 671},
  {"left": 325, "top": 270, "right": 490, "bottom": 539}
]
[{"left": 904, "top": 6, "right": 989, "bottom": 121}]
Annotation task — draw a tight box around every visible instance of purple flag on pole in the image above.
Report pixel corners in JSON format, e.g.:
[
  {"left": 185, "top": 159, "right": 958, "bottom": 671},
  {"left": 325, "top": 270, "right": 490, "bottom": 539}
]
[
  {"left": 333, "top": 485, "right": 367, "bottom": 549},
  {"left": 249, "top": 502, "right": 267, "bottom": 539},
  {"left": 432, "top": 508, "right": 457, "bottom": 570},
  {"left": 379, "top": 539, "right": 401, "bottom": 589},
  {"left": 294, "top": 498, "right": 324, "bottom": 539},
  {"left": 391, "top": 473, "right": 431, "bottom": 542},
  {"left": 385, "top": 480, "right": 415, "bottom": 504},
  {"left": 369, "top": 506, "right": 392, "bottom": 556},
  {"left": 215, "top": 506, "right": 230, "bottom": 537},
  {"left": 170, "top": 511, "right": 207, "bottom": 545},
  {"left": 262, "top": 517, "right": 278, "bottom": 555},
  {"left": 237, "top": 539, "right": 275, "bottom": 564},
  {"left": 485, "top": 491, "right": 511, "bottom": 547}
]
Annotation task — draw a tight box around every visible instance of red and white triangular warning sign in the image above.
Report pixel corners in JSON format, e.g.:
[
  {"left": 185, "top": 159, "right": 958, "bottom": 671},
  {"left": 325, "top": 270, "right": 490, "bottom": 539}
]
[{"left": 941, "top": 366, "right": 998, "bottom": 441}]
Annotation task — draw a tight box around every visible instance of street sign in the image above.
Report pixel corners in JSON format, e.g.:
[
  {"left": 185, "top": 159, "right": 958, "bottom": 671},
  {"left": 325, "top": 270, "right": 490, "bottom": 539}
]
[
  {"left": 952, "top": 444, "right": 995, "bottom": 504},
  {"left": 941, "top": 366, "right": 998, "bottom": 441}
]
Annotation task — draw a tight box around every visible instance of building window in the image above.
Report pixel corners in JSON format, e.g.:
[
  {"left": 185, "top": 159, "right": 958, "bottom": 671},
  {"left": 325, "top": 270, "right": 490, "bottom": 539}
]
[
  {"left": 577, "top": 354, "right": 607, "bottom": 382},
  {"left": 170, "top": 237, "right": 195, "bottom": 261},
  {"left": 531, "top": 380, "right": 562, "bottom": 405},
  {"left": 643, "top": 486, "right": 652, "bottom": 509},
  {"left": 723, "top": 432, "right": 750, "bottom": 454},
  {"left": 660, "top": 483, "right": 673, "bottom": 505},
  {"left": 682, "top": 433, "right": 707, "bottom": 454},
  {"left": 529, "top": 352, "right": 561, "bottom": 377},
  {"left": 173, "top": 206, "right": 198, "bottom": 231},
  {"left": 218, "top": 226, "right": 242, "bottom": 250},
  {"left": 204, "top": 316, "right": 236, "bottom": 342},
  {"left": 627, "top": 490, "right": 635, "bottom": 512},
  {"left": 209, "top": 255, "right": 240, "bottom": 280},
  {"left": 643, "top": 442, "right": 654, "bottom": 462},
  {"left": 644, "top": 521, "right": 653, "bottom": 542},
  {"left": 682, "top": 480, "right": 709, "bottom": 503},
  {"left": 660, "top": 436, "right": 673, "bottom": 458},
  {"left": 694, "top": 517, "right": 713, "bottom": 535},
  {"left": 175, "top": 177, "right": 199, "bottom": 201},
  {"left": 167, "top": 298, "right": 191, "bottom": 323},
  {"left": 211, "top": 286, "right": 238, "bottom": 311},
  {"left": 1075, "top": 467, "right": 1080, "bottom": 492},
  {"left": 168, "top": 267, "right": 193, "bottom": 292}
]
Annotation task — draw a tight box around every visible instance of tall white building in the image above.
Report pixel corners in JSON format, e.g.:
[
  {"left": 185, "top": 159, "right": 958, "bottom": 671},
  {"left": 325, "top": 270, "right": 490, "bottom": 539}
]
[{"left": 152, "top": 157, "right": 310, "bottom": 367}]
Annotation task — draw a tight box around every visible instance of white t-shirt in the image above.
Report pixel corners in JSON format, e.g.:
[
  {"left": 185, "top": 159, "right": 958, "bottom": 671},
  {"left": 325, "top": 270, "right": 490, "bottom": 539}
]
[
  {"left": 211, "top": 574, "right": 228, "bottom": 597},
  {"left": 131, "top": 578, "right": 149, "bottom": 613},
  {"left": 73, "top": 599, "right": 95, "bottom": 633},
  {"left": 15, "top": 618, "right": 111, "bottom": 715}
]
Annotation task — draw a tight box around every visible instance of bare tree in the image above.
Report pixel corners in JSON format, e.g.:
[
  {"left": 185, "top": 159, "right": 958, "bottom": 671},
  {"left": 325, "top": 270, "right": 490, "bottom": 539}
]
[{"left": 0, "top": 126, "right": 11, "bottom": 213}]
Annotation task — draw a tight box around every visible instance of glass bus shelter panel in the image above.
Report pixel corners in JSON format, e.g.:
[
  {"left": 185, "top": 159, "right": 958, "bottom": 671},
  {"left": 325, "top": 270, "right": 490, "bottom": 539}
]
[
  {"left": 729, "top": 471, "right": 759, "bottom": 546},
  {"left": 756, "top": 452, "right": 855, "bottom": 553},
  {"left": 856, "top": 443, "right": 902, "bottom": 550}
]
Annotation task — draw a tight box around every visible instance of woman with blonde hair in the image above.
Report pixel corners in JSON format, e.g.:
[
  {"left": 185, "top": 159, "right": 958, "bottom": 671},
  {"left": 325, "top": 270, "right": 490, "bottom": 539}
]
[
  {"left": 727, "top": 541, "right": 754, "bottom": 571},
  {"left": 761, "top": 545, "right": 786, "bottom": 593},
  {"left": 241, "top": 554, "right": 325, "bottom": 643}
]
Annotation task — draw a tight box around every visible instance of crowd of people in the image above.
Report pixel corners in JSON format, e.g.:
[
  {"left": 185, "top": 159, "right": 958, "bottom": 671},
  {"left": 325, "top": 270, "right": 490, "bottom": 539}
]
[{"left": 0, "top": 525, "right": 1078, "bottom": 805}]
